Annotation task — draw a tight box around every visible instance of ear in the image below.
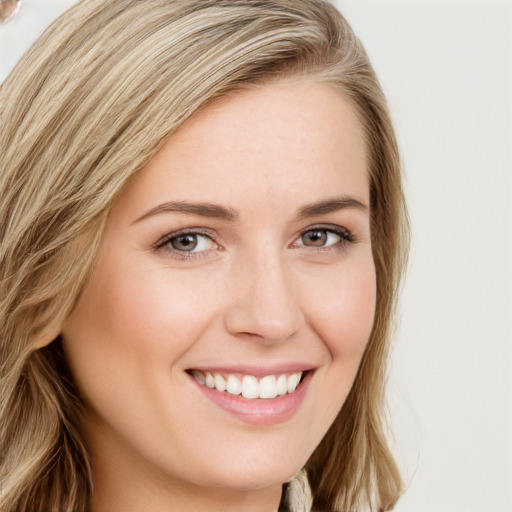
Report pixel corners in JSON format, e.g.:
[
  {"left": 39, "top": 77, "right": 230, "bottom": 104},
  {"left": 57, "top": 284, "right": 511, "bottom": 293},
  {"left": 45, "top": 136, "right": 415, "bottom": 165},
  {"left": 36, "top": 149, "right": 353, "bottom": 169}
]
[{"left": 32, "top": 326, "right": 61, "bottom": 349}]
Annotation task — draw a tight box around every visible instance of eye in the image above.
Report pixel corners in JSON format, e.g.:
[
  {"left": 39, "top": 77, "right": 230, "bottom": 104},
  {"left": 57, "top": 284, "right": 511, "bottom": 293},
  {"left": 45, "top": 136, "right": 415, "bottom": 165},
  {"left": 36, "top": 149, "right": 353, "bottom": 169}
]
[
  {"left": 295, "top": 227, "right": 354, "bottom": 249},
  {"left": 170, "top": 233, "right": 208, "bottom": 252},
  {"left": 155, "top": 230, "right": 218, "bottom": 256}
]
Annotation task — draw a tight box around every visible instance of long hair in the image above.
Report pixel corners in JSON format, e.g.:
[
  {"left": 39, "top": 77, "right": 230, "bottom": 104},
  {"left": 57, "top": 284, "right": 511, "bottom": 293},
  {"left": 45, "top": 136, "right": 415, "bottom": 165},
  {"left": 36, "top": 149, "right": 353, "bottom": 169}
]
[{"left": 0, "top": 1, "right": 409, "bottom": 510}]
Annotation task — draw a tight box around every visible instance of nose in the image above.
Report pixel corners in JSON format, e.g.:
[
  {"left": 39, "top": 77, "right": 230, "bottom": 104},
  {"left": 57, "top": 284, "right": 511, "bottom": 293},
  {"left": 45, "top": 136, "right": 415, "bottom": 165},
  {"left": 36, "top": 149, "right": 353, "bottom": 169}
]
[{"left": 223, "top": 248, "right": 305, "bottom": 344}]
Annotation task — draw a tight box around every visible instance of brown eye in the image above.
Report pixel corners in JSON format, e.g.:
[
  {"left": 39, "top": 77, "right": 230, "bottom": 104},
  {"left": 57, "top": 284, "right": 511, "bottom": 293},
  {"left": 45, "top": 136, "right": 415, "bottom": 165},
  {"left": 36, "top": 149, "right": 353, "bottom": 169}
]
[
  {"left": 170, "top": 234, "right": 199, "bottom": 252},
  {"left": 154, "top": 231, "right": 219, "bottom": 257},
  {"left": 301, "top": 229, "right": 329, "bottom": 247},
  {"left": 296, "top": 227, "right": 353, "bottom": 250}
]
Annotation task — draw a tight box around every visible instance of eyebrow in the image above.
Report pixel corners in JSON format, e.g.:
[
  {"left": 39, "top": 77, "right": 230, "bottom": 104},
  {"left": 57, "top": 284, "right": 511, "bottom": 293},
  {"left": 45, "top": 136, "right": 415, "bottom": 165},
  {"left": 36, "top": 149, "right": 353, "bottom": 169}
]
[
  {"left": 296, "top": 196, "right": 369, "bottom": 219},
  {"left": 133, "top": 195, "right": 368, "bottom": 224},
  {"left": 133, "top": 201, "right": 238, "bottom": 224}
]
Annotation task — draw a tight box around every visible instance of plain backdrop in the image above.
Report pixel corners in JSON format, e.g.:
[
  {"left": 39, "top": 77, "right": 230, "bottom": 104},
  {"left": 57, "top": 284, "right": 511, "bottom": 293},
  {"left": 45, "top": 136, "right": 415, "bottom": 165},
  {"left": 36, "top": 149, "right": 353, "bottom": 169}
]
[{"left": 1, "top": 1, "right": 511, "bottom": 511}]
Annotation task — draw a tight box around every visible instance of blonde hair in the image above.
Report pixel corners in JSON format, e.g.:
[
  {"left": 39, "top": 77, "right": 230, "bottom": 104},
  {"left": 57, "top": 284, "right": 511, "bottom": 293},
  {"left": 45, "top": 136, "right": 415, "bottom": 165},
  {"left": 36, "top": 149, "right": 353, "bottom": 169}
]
[{"left": 0, "top": 1, "right": 409, "bottom": 510}]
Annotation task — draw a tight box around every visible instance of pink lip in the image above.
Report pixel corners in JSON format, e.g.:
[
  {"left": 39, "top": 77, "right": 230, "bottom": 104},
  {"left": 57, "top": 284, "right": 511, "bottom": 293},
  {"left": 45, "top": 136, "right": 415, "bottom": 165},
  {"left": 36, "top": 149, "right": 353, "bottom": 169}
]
[{"left": 188, "top": 370, "right": 313, "bottom": 426}]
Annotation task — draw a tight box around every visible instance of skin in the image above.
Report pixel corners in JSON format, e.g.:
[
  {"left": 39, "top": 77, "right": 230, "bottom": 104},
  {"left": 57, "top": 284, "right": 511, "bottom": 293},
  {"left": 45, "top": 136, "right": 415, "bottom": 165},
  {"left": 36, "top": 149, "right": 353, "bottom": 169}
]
[{"left": 60, "top": 80, "right": 376, "bottom": 512}]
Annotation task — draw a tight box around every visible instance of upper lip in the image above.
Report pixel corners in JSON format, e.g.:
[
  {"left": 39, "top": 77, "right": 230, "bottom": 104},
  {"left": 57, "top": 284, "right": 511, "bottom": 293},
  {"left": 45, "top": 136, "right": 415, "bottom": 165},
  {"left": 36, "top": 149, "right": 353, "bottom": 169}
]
[{"left": 186, "top": 363, "right": 317, "bottom": 377}]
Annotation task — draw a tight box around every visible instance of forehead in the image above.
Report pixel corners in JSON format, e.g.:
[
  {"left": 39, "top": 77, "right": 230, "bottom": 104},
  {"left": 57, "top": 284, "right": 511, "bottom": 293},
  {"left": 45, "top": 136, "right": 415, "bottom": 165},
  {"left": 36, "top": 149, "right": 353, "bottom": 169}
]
[{"left": 114, "top": 80, "right": 369, "bottom": 220}]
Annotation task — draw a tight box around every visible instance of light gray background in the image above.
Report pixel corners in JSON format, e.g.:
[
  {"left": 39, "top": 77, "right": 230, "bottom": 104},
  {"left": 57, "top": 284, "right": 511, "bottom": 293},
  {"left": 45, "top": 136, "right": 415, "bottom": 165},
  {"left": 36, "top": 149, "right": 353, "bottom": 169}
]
[{"left": 1, "top": 1, "right": 511, "bottom": 511}]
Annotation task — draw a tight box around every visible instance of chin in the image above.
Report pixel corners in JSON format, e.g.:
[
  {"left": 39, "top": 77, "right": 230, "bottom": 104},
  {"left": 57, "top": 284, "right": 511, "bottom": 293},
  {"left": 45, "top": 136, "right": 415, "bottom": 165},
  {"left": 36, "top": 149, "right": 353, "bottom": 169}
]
[
  {"left": 204, "top": 463, "right": 301, "bottom": 492},
  {"left": 189, "top": 439, "right": 311, "bottom": 492}
]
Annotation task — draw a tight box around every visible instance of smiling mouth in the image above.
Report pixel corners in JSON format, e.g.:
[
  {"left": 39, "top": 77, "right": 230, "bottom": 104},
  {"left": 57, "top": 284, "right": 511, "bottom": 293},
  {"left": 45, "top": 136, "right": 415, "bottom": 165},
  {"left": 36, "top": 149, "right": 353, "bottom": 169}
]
[{"left": 187, "top": 370, "right": 307, "bottom": 399}]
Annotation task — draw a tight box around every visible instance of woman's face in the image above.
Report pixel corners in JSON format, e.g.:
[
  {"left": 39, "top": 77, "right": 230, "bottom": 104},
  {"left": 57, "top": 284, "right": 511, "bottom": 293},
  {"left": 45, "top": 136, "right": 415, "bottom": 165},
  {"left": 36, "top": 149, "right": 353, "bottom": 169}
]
[{"left": 61, "top": 80, "right": 375, "bottom": 503}]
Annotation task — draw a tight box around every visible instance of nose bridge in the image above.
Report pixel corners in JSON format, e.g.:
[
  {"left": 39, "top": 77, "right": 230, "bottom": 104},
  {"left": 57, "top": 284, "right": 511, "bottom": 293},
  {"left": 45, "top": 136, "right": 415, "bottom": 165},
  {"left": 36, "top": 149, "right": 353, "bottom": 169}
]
[{"left": 224, "top": 244, "right": 304, "bottom": 343}]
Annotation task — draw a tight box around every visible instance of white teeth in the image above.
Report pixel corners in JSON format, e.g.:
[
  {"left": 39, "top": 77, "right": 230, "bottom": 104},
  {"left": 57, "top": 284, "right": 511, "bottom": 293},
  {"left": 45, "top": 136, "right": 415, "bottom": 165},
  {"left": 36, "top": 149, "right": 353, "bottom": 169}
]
[
  {"left": 192, "top": 370, "right": 304, "bottom": 399},
  {"left": 226, "top": 375, "right": 242, "bottom": 395},
  {"left": 287, "top": 372, "right": 300, "bottom": 393},
  {"left": 241, "top": 375, "right": 259, "bottom": 399},
  {"left": 277, "top": 374, "right": 287, "bottom": 396},
  {"left": 213, "top": 373, "right": 226, "bottom": 392},
  {"left": 205, "top": 373, "right": 215, "bottom": 389},
  {"left": 259, "top": 375, "right": 277, "bottom": 399}
]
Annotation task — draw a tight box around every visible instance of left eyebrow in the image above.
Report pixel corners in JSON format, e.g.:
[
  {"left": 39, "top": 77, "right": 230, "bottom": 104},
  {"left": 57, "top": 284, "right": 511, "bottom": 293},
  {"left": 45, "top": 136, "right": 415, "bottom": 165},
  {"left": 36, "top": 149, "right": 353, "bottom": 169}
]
[{"left": 296, "top": 196, "right": 369, "bottom": 219}]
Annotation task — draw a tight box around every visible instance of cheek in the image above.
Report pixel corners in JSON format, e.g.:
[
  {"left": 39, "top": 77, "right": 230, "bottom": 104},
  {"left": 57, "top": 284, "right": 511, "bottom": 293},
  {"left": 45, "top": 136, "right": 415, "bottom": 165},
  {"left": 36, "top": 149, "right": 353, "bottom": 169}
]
[
  {"left": 60, "top": 261, "right": 200, "bottom": 409},
  {"left": 75, "top": 263, "right": 214, "bottom": 359},
  {"left": 293, "top": 255, "right": 376, "bottom": 438},
  {"left": 302, "top": 257, "right": 376, "bottom": 360},
  {"left": 60, "top": 255, "right": 232, "bottom": 421},
  {"left": 59, "top": 260, "right": 225, "bottom": 457}
]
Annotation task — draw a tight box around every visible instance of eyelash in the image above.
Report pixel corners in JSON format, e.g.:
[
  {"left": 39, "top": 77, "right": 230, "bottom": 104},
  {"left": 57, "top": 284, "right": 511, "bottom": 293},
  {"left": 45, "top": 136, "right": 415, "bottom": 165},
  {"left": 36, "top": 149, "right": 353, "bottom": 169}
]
[{"left": 154, "top": 225, "right": 356, "bottom": 260}]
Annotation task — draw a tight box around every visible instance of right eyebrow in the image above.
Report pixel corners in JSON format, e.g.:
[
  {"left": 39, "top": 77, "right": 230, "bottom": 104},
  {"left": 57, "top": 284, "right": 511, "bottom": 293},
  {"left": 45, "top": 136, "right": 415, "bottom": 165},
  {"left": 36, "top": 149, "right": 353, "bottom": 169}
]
[
  {"left": 296, "top": 196, "right": 369, "bottom": 220},
  {"left": 132, "top": 201, "right": 239, "bottom": 224}
]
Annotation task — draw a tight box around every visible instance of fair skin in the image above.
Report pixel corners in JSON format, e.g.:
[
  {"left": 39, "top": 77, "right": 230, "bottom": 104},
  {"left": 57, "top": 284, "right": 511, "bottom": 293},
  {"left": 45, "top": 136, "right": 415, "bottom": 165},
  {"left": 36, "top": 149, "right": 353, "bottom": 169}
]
[{"left": 61, "top": 80, "right": 376, "bottom": 512}]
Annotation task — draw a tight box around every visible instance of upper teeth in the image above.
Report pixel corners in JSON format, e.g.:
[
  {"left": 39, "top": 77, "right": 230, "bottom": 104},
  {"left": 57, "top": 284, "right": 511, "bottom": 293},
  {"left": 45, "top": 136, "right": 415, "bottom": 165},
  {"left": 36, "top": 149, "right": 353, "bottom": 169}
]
[{"left": 191, "top": 371, "right": 303, "bottom": 399}]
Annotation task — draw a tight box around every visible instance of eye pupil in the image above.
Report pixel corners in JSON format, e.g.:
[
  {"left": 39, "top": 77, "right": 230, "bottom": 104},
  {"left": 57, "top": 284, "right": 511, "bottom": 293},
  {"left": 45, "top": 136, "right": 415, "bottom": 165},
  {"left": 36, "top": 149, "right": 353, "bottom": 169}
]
[
  {"left": 302, "top": 229, "right": 327, "bottom": 247},
  {"left": 171, "top": 234, "right": 198, "bottom": 251}
]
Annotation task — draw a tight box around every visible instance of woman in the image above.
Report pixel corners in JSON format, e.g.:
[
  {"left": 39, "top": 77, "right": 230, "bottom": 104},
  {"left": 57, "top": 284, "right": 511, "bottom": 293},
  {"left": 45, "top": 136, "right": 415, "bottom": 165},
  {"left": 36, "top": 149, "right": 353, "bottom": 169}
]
[{"left": 0, "top": 1, "right": 409, "bottom": 510}]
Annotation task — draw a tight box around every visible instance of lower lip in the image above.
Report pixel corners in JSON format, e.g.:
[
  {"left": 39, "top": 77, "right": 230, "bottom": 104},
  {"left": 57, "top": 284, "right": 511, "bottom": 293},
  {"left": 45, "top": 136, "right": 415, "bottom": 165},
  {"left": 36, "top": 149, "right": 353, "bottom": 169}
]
[{"left": 189, "top": 372, "right": 312, "bottom": 426}]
